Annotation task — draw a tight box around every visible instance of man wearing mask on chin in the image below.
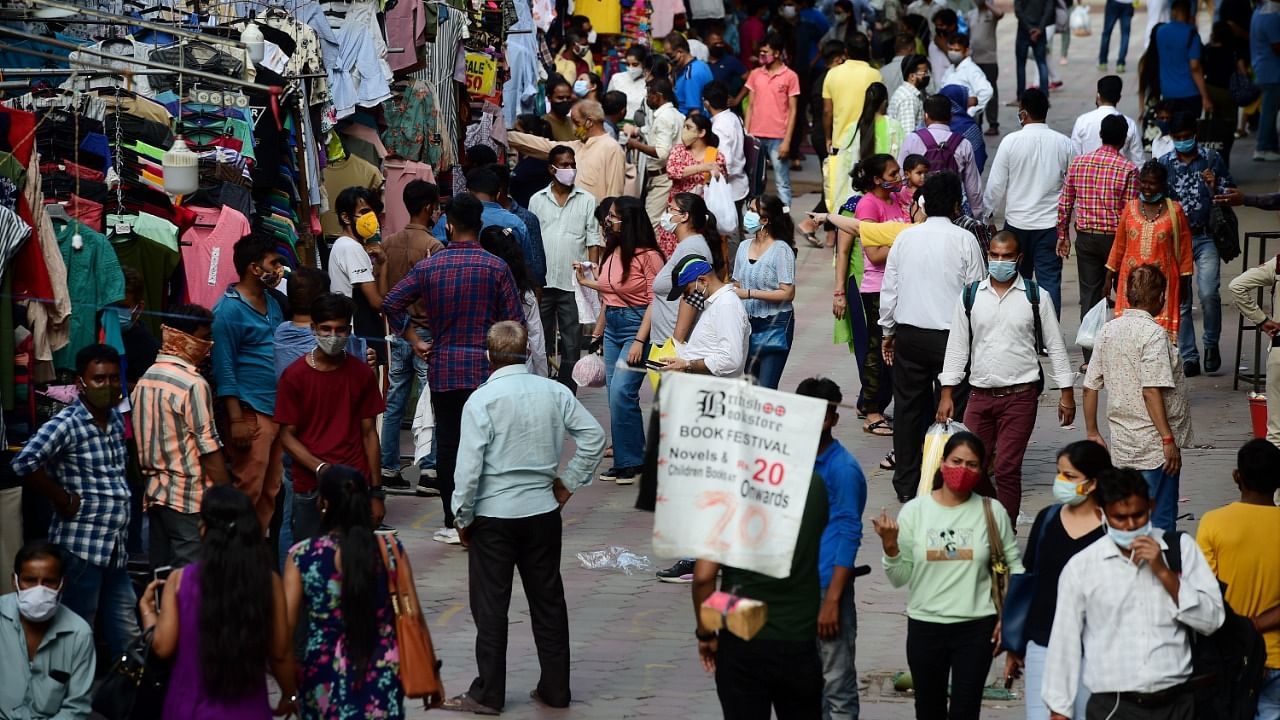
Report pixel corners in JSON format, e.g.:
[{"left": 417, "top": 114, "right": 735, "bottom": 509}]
[
  {"left": 11, "top": 345, "right": 140, "bottom": 657},
  {"left": 936, "top": 232, "right": 1077, "bottom": 523},
  {"left": 543, "top": 76, "right": 580, "bottom": 142},
  {"left": 509, "top": 100, "right": 627, "bottom": 203},
  {"left": 132, "top": 305, "right": 228, "bottom": 568},
  {"left": 0, "top": 542, "right": 96, "bottom": 718},
  {"left": 1043, "top": 467, "right": 1224, "bottom": 720}
]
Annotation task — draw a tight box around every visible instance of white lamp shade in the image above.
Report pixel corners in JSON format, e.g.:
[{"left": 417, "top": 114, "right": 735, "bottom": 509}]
[
  {"left": 241, "top": 23, "right": 265, "bottom": 63},
  {"left": 162, "top": 137, "right": 199, "bottom": 196}
]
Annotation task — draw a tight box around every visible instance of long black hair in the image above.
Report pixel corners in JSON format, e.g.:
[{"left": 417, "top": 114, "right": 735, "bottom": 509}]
[
  {"left": 672, "top": 192, "right": 724, "bottom": 271},
  {"left": 850, "top": 153, "right": 896, "bottom": 194},
  {"left": 479, "top": 226, "right": 537, "bottom": 296},
  {"left": 1138, "top": 24, "right": 1163, "bottom": 103},
  {"left": 198, "top": 485, "right": 275, "bottom": 699},
  {"left": 319, "top": 465, "right": 382, "bottom": 675},
  {"left": 752, "top": 193, "right": 795, "bottom": 252},
  {"left": 856, "top": 82, "right": 889, "bottom": 160},
  {"left": 601, "top": 196, "right": 663, "bottom": 282}
]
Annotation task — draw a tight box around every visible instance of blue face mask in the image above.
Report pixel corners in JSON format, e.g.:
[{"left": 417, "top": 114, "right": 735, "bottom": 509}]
[
  {"left": 742, "top": 210, "right": 762, "bottom": 234},
  {"left": 1139, "top": 192, "right": 1165, "bottom": 204},
  {"left": 1052, "top": 475, "right": 1090, "bottom": 506},
  {"left": 988, "top": 259, "right": 1018, "bottom": 282},
  {"left": 1105, "top": 517, "right": 1153, "bottom": 550},
  {"left": 573, "top": 79, "right": 590, "bottom": 97},
  {"left": 1173, "top": 137, "right": 1197, "bottom": 153}
]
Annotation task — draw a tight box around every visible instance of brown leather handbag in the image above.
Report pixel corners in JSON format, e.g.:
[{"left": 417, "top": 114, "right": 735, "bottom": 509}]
[
  {"left": 378, "top": 535, "right": 444, "bottom": 706},
  {"left": 982, "top": 497, "right": 1011, "bottom": 616}
]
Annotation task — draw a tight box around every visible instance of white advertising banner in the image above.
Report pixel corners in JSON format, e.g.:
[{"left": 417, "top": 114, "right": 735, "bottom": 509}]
[{"left": 651, "top": 374, "right": 827, "bottom": 578}]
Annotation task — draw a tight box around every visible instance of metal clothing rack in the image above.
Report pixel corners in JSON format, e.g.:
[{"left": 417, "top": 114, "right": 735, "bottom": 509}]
[
  {"left": 23, "top": 0, "right": 250, "bottom": 49},
  {"left": 1234, "top": 231, "right": 1280, "bottom": 392}
]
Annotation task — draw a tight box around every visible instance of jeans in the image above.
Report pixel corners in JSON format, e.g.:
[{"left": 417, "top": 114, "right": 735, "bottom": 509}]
[
  {"left": 1139, "top": 465, "right": 1180, "bottom": 532},
  {"left": 1260, "top": 84, "right": 1280, "bottom": 153},
  {"left": 292, "top": 488, "right": 322, "bottom": 544},
  {"left": 604, "top": 306, "right": 647, "bottom": 469},
  {"left": 747, "top": 311, "right": 794, "bottom": 390},
  {"left": 1009, "top": 224, "right": 1063, "bottom": 318},
  {"left": 62, "top": 551, "right": 140, "bottom": 657},
  {"left": 1024, "top": 640, "right": 1090, "bottom": 720},
  {"left": 278, "top": 455, "right": 294, "bottom": 569},
  {"left": 1015, "top": 24, "right": 1050, "bottom": 99},
  {"left": 905, "top": 616, "right": 998, "bottom": 720},
  {"left": 1258, "top": 667, "right": 1280, "bottom": 720},
  {"left": 541, "top": 287, "right": 582, "bottom": 392},
  {"left": 1178, "top": 234, "right": 1221, "bottom": 363},
  {"left": 716, "top": 632, "right": 824, "bottom": 719},
  {"left": 381, "top": 331, "right": 433, "bottom": 472},
  {"left": 757, "top": 137, "right": 793, "bottom": 206},
  {"left": 1099, "top": 0, "right": 1134, "bottom": 66},
  {"left": 818, "top": 582, "right": 859, "bottom": 720}
]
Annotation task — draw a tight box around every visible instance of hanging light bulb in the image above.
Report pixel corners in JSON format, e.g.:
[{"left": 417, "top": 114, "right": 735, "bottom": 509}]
[
  {"left": 162, "top": 136, "right": 199, "bottom": 196},
  {"left": 241, "top": 22, "right": 265, "bottom": 64}
]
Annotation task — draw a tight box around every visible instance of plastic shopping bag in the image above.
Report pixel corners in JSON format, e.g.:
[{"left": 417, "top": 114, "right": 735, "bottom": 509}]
[
  {"left": 1070, "top": 5, "right": 1091, "bottom": 36},
  {"left": 1075, "top": 299, "right": 1109, "bottom": 350},
  {"left": 917, "top": 420, "right": 970, "bottom": 499},
  {"left": 704, "top": 176, "right": 739, "bottom": 235}
]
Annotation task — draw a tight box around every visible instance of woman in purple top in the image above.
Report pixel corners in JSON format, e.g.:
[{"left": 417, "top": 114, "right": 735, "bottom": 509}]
[{"left": 139, "top": 485, "right": 298, "bottom": 719}]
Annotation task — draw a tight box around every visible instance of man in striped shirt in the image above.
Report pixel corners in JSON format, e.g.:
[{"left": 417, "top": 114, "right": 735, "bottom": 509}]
[
  {"left": 1056, "top": 114, "right": 1137, "bottom": 361},
  {"left": 132, "top": 304, "right": 227, "bottom": 567}
]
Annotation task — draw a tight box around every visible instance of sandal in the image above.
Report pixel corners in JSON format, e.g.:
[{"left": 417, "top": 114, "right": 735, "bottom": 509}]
[
  {"left": 879, "top": 451, "right": 896, "bottom": 470},
  {"left": 604, "top": 445, "right": 614, "bottom": 459},
  {"left": 802, "top": 230, "right": 823, "bottom": 247},
  {"left": 863, "top": 418, "right": 893, "bottom": 436},
  {"left": 440, "top": 693, "right": 501, "bottom": 715}
]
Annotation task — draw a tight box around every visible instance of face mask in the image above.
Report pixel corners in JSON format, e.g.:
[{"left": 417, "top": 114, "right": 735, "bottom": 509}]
[
  {"left": 1155, "top": 118, "right": 1171, "bottom": 134},
  {"left": 915, "top": 74, "right": 931, "bottom": 89},
  {"left": 314, "top": 334, "right": 347, "bottom": 356},
  {"left": 1052, "top": 474, "right": 1091, "bottom": 506},
  {"left": 1105, "top": 518, "right": 1152, "bottom": 550},
  {"left": 14, "top": 579, "right": 60, "bottom": 623},
  {"left": 780, "top": 5, "right": 797, "bottom": 17},
  {"left": 684, "top": 283, "right": 709, "bottom": 310},
  {"left": 988, "top": 259, "right": 1018, "bottom": 282},
  {"left": 117, "top": 305, "right": 140, "bottom": 331},
  {"left": 586, "top": 30, "right": 598, "bottom": 44},
  {"left": 627, "top": 66, "right": 643, "bottom": 80},
  {"left": 834, "top": 12, "right": 849, "bottom": 23},
  {"left": 742, "top": 210, "right": 763, "bottom": 234},
  {"left": 880, "top": 179, "right": 903, "bottom": 192},
  {"left": 81, "top": 382, "right": 121, "bottom": 410},
  {"left": 551, "top": 100, "right": 574, "bottom": 117},
  {"left": 575, "top": 121, "right": 591, "bottom": 140},
  {"left": 659, "top": 211, "right": 679, "bottom": 233},
  {"left": 947, "top": 50, "right": 964, "bottom": 63},
  {"left": 709, "top": 44, "right": 726, "bottom": 59},
  {"left": 354, "top": 211, "right": 379, "bottom": 240},
  {"left": 760, "top": 53, "right": 776, "bottom": 65},
  {"left": 161, "top": 325, "right": 214, "bottom": 366},
  {"left": 941, "top": 464, "right": 981, "bottom": 493},
  {"left": 554, "top": 167, "right": 577, "bottom": 185},
  {"left": 681, "top": 129, "right": 699, "bottom": 146},
  {"left": 1173, "top": 137, "right": 1197, "bottom": 153},
  {"left": 573, "top": 79, "right": 590, "bottom": 97},
  {"left": 1139, "top": 191, "right": 1165, "bottom": 204},
  {"left": 576, "top": 44, "right": 590, "bottom": 57}
]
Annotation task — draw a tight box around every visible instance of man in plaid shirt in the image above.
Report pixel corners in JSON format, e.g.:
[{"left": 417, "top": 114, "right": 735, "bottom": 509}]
[
  {"left": 383, "top": 193, "right": 524, "bottom": 546},
  {"left": 10, "top": 344, "right": 140, "bottom": 656},
  {"left": 1057, "top": 114, "right": 1138, "bottom": 362}
]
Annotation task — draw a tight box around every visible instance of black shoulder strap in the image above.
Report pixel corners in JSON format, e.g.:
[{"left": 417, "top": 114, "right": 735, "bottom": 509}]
[
  {"left": 1163, "top": 529, "right": 1184, "bottom": 575},
  {"left": 963, "top": 281, "right": 979, "bottom": 378},
  {"left": 1025, "top": 279, "right": 1044, "bottom": 354}
]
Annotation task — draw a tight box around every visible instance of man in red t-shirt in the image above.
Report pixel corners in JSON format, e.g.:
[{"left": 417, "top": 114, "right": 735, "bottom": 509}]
[{"left": 276, "top": 292, "right": 385, "bottom": 541}]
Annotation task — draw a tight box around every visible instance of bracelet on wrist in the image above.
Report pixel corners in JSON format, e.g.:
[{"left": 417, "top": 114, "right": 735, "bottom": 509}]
[
  {"left": 833, "top": 291, "right": 845, "bottom": 296},
  {"left": 1161, "top": 436, "right": 1175, "bottom": 445},
  {"left": 315, "top": 462, "right": 330, "bottom": 476}
]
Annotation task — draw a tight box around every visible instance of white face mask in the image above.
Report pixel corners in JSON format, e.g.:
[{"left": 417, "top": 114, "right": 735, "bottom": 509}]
[
  {"left": 14, "top": 577, "right": 61, "bottom": 623},
  {"left": 627, "top": 65, "right": 643, "bottom": 80},
  {"left": 554, "top": 167, "right": 577, "bottom": 186},
  {"left": 659, "top": 211, "right": 678, "bottom": 233}
]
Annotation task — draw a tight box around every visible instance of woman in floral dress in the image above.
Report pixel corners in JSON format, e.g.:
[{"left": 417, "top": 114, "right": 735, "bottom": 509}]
[
  {"left": 286, "top": 465, "right": 404, "bottom": 719},
  {"left": 656, "top": 113, "right": 726, "bottom": 256},
  {"left": 1105, "top": 160, "right": 1192, "bottom": 336}
]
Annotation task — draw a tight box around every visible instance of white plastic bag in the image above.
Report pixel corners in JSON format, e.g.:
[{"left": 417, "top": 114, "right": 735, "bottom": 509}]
[
  {"left": 1070, "top": 5, "right": 1091, "bottom": 35},
  {"left": 571, "top": 352, "right": 606, "bottom": 388},
  {"left": 704, "top": 176, "right": 739, "bottom": 235},
  {"left": 917, "top": 420, "right": 970, "bottom": 499},
  {"left": 1076, "top": 299, "right": 1109, "bottom": 350}
]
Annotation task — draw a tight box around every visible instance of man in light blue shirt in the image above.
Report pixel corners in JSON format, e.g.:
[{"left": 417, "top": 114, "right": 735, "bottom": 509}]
[{"left": 444, "top": 321, "right": 605, "bottom": 715}]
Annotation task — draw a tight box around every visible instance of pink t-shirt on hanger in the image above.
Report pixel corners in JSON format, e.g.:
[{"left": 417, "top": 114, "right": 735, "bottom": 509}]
[{"left": 181, "top": 205, "right": 252, "bottom": 308}]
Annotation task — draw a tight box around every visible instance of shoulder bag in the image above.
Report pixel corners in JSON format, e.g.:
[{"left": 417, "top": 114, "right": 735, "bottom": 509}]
[
  {"left": 982, "top": 497, "right": 1010, "bottom": 616},
  {"left": 379, "top": 535, "right": 445, "bottom": 706},
  {"left": 91, "top": 627, "right": 171, "bottom": 720},
  {"left": 999, "top": 505, "right": 1061, "bottom": 654}
]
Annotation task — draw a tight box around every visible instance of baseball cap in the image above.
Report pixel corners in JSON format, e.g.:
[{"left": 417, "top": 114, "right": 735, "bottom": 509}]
[{"left": 665, "top": 255, "right": 714, "bottom": 301}]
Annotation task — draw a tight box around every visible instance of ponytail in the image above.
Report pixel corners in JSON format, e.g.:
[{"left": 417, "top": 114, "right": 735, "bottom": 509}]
[{"left": 673, "top": 192, "right": 725, "bottom": 273}]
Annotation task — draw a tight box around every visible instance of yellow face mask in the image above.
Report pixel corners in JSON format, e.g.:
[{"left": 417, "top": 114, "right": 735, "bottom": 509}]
[{"left": 354, "top": 211, "right": 380, "bottom": 240}]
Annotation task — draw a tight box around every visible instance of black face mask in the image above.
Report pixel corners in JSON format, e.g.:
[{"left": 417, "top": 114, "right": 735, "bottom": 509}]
[
  {"left": 709, "top": 44, "right": 726, "bottom": 59},
  {"left": 551, "top": 100, "right": 574, "bottom": 117}
]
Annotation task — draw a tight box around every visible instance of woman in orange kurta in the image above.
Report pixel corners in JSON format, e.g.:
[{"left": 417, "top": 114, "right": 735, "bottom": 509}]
[
  {"left": 1105, "top": 163, "right": 1193, "bottom": 335},
  {"left": 656, "top": 113, "right": 727, "bottom": 257}
]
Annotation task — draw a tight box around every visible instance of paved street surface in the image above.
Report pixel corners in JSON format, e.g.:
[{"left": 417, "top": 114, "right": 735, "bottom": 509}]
[{"left": 389, "top": 8, "right": 1280, "bottom": 717}]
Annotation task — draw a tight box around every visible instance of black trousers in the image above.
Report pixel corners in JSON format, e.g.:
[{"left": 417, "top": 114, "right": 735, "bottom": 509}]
[
  {"left": 905, "top": 616, "right": 997, "bottom": 720},
  {"left": 432, "top": 388, "right": 474, "bottom": 528},
  {"left": 715, "top": 632, "right": 823, "bottom": 720},
  {"left": 467, "top": 510, "right": 571, "bottom": 711},
  {"left": 1085, "top": 690, "right": 1194, "bottom": 720},
  {"left": 891, "top": 325, "right": 969, "bottom": 500},
  {"left": 1075, "top": 229, "right": 1114, "bottom": 363}
]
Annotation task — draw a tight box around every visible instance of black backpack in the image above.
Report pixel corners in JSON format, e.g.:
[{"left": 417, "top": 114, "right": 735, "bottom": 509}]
[
  {"left": 961, "top": 279, "right": 1045, "bottom": 395},
  {"left": 1163, "top": 530, "right": 1268, "bottom": 720}
]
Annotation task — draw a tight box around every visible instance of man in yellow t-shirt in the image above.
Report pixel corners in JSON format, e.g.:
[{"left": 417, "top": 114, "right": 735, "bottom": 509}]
[
  {"left": 821, "top": 39, "right": 882, "bottom": 154},
  {"left": 1196, "top": 438, "right": 1280, "bottom": 709}
]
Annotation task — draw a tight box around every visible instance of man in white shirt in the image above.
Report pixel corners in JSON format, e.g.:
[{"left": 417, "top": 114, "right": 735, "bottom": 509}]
[
  {"left": 703, "top": 81, "right": 749, "bottom": 217},
  {"left": 1043, "top": 467, "right": 1224, "bottom": 720},
  {"left": 660, "top": 255, "right": 750, "bottom": 377},
  {"left": 879, "top": 172, "right": 986, "bottom": 502},
  {"left": 939, "top": 33, "right": 993, "bottom": 119},
  {"left": 967, "top": 0, "right": 1004, "bottom": 135},
  {"left": 907, "top": 0, "right": 946, "bottom": 26},
  {"left": 889, "top": 55, "right": 931, "bottom": 132},
  {"left": 981, "top": 88, "right": 1074, "bottom": 318},
  {"left": 625, "top": 79, "right": 686, "bottom": 227},
  {"left": 1070, "top": 75, "right": 1145, "bottom": 164},
  {"left": 935, "top": 232, "right": 1075, "bottom": 521},
  {"left": 927, "top": 9, "right": 960, "bottom": 80},
  {"left": 899, "top": 95, "right": 986, "bottom": 219},
  {"left": 528, "top": 145, "right": 603, "bottom": 394}
]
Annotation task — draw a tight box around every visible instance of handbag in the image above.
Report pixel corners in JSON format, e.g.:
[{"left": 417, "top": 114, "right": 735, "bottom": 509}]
[
  {"left": 1209, "top": 203, "right": 1241, "bottom": 264},
  {"left": 981, "top": 497, "right": 1010, "bottom": 616},
  {"left": 748, "top": 312, "right": 791, "bottom": 359},
  {"left": 378, "top": 535, "right": 445, "bottom": 706},
  {"left": 91, "top": 627, "right": 171, "bottom": 720},
  {"left": 999, "top": 505, "right": 1060, "bottom": 655},
  {"left": 1230, "top": 71, "right": 1262, "bottom": 106}
]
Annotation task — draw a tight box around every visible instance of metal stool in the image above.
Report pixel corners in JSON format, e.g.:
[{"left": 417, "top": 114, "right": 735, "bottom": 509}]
[{"left": 1233, "top": 231, "right": 1280, "bottom": 392}]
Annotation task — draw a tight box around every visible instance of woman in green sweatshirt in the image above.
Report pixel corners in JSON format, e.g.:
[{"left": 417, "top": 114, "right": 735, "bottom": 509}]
[{"left": 872, "top": 431, "right": 1023, "bottom": 719}]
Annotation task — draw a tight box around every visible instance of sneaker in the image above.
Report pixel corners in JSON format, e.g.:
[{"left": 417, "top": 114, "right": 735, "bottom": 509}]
[
  {"left": 375, "top": 523, "right": 397, "bottom": 535},
  {"left": 380, "top": 469, "right": 413, "bottom": 493},
  {"left": 1097, "top": 62, "right": 1108, "bottom": 71},
  {"left": 614, "top": 466, "right": 640, "bottom": 486},
  {"left": 1203, "top": 346, "right": 1221, "bottom": 374},
  {"left": 1254, "top": 150, "right": 1280, "bottom": 162},
  {"left": 415, "top": 484, "right": 441, "bottom": 497},
  {"left": 1184, "top": 359, "right": 1202, "bottom": 378},
  {"left": 419, "top": 466, "right": 438, "bottom": 479},
  {"left": 433, "top": 527, "right": 461, "bottom": 545},
  {"left": 656, "top": 558, "right": 696, "bottom": 583},
  {"left": 1116, "top": 63, "right": 1126, "bottom": 73}
]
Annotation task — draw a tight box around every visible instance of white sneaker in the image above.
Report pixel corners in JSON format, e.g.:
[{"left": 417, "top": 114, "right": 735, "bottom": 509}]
[
  {"left": 433, "top": 528, "right": 461, "bottom": 545},
  {"left": 1254, "top": 150, "right": 1280, "bottom": 162}
]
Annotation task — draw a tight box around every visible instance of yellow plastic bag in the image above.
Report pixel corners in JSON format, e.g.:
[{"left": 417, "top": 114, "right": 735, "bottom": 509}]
[
  {"left": 647, "top": 338, "right": 681, "bottom": 391},
  {"left": 917, "top": 420, "right": 970, "bottom": 498}
]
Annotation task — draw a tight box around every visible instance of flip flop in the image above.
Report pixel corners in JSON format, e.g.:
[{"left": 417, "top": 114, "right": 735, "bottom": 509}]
[
  {"left": 863, "top": 419, "right": 893, "bottom": 436},
  {"left": 879, "top": 451, "right": 896, "bottom": 470}
]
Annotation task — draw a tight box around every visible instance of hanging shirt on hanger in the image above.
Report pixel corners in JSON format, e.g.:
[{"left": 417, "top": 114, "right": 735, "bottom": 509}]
[
  {"left": 52, "top": 220, "right": 125, "bottom": 371},
  {"left": 182, "top": 205, "right": 251, "bottom": 308}
]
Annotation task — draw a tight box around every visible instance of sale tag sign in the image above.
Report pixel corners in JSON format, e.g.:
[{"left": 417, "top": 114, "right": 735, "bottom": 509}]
[
  {"left": 465, "top": 52, "right": 498, "bottom": 97},
  {"left": 652, "top": 374, "right": 826, "bottom": 579}
]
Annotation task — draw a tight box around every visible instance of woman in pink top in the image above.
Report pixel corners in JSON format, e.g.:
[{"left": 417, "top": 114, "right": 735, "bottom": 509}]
[
  {"left": 577, "top": 197, "right": 665, "bottom": 485},
  {"left": 851, "top": 153, "right": 910, "bottom": 437},
  {"left": 656, "top": 114, "right": 727, "bottom": 257}
]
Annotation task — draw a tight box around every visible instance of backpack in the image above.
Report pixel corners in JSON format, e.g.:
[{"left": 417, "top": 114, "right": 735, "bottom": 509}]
[
  {"left": 1162, "top": 530, "right": 1268, "bottom": 720},
  {"left": 962, "top": 279, "right": 1045, "bottom": 395},
  {"left": 916, "top": 129, "right": 961, "bottom": 175}
]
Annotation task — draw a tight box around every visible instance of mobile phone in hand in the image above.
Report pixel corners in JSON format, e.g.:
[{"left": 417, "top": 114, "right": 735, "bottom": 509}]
[{"left": 153, "top": 565, "right": 173, "bottom": 611}]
